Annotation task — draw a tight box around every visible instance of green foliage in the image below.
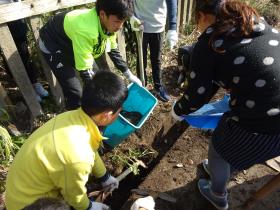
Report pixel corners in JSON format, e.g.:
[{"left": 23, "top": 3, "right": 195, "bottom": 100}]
[
  {"left": 0, "top": 108, "right": 10, "bottom": 123},
  {"left": 0, "top": 109, "right": 28, "bottom": 165},
  {"left": 110, "top": 148, "right": 154, "bottom": 175},
  {"left": 0, "top": 126, "right": 19, "bottom": 165},
  {"left": 184, "top": 22, "right": 196, "bottom": 35},
  {"left": 244, "top": 0, "right": 280, "bottom": 26}
]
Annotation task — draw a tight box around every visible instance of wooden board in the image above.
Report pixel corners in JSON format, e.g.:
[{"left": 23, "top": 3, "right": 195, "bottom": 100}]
[
  {"left": 180, "top": 0, "right": 188, "bottom": 32},
  {"left": 187, "top": 0, "right": 193, "bottom": 25},
  {"left": 30, "top": 16, "right": 65, "bottom": 108},
  {"left": 0, "top": 23, "right": 42, "bottom": 117},
  {"left": 0, "top": 0, "right": 96, "bottom": 24},
  {"left": 177, "top": 0, "right": 182, "bottom": 32}
]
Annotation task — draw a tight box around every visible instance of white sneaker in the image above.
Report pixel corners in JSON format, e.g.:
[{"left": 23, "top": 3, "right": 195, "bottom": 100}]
[{"left": 33, "top": 82, "right": 49, "bottom": 98}]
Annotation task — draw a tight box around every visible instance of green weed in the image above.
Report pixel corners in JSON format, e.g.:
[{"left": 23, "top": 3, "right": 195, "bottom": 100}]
[
  {"left": 0, "top": 126, "right": 19, "bottom": 165},
  {"left": 110, "top": 148, "right": 154, "bottom": 175}
]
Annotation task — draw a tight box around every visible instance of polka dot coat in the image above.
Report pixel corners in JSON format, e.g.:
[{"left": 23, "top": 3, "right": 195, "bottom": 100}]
[{"left": 174, "top": 19, "right": 280, "bottom": 134}]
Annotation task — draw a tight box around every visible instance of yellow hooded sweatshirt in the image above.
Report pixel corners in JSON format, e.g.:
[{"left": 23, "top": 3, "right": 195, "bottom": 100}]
[{"left": 5, "top": 108, "right": 107, "bottom": 210}]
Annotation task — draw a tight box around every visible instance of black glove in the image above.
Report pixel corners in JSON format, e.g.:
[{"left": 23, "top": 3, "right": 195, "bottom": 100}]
[{"left": 79, "top": 69, "right": 95, "bottom": 85}]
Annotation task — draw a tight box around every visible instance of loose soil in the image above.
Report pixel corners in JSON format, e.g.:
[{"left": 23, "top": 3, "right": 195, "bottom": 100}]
[{"left": 102, "top": 49, "right": 280, "bottom": 210}]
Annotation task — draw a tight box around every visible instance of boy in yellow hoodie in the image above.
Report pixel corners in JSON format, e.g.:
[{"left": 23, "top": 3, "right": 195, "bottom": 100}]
[{"left": 5, "top": 71, "right": 128, "bottom": 210}]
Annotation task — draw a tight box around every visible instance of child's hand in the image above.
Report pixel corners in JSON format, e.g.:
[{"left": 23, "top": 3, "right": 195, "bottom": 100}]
[
  {"left": 88, "top": 201, "right": 109, "bottom": 210},
  {"left": 130, "top": 196, "right": 155, "bottom": 210},
  {"left": 130, "top": 15, "right": 144, "bottom": 31},
  {"left": 123, "top": 69, "right": 143, "bottom": 86},
  {"left": 101, "top": 174, "right": 119, "bottom": 192}
]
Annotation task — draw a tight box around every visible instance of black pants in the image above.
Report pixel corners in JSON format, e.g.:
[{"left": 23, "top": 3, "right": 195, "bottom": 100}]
[
  {"left": 42, "top": 51, "right": 82, "bottom": 110},
  {"left": 137, "top": 32, "right": 164, "bottom": 90},
  {"left": 8, "top": 19, "right": 38, "bottom": 84}
]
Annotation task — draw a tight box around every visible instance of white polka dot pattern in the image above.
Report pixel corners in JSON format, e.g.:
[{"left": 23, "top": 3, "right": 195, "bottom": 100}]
[
  {"left": 234, "top": 56, "right": 245, "bottom": 65},
  {"left": 231, "top": 116, "right": 239, "bottom": 121},
  {"left": 197, "top": 87, "right": 205, "bottom": 94},
  {"left": 255, "top": 79, "right": 266, "bottom": 87},
  {"left": 253, "top": 23, "right": 265, "bottom": 32},
  {"left": 214, "top": 39, "right": 223, "bottom": 48},
  {"left": 267, "top": 108, "right": 280, "bottom": 116},
  {"left": 246, "top": 100, "right": 255, "bottom": 108},
  {"left": 178, "top": 102, "right": 182, "bottom": 109},
  {"left": 233, "top": 77, "right": 240, "bottom": 84},
  {"left": 229, "top": 27, "right": 236, "bottom": 33},
  {"left": 268, "top": 40, "right": 279, "bottom": 46},
  {"left": 206, "top": 27, "right": 214, "bottom": 34},
  {"left": 263, "top": 57, "right": 274, "bottom": 65},
  {"left": 240, "top": 38, "right": 252, "bottom": 44},
  {"left": 272, "top": 28, "right": 279, "bottom": 34},
  {"left": 190, "top": 71, "right": 196, "bottom": 79},
  {"left": 176, "top": 21, "right": 280, "bottom": 129},
  {"left": 231, "top": 99, "right": 237, "bottom": 106}
]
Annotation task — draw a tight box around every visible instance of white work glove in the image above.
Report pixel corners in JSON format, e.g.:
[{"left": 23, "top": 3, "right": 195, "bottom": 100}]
[
  {"left": 130, "top": 15, "right": 143, "bottom": 31},
  {"left": 166, "top": 30, "right": 178, "bottom": 49},
  {"left": 124, "top": 69, "right": 142, "bottom": 86},
  {"left": 88, "top": 201, "right": 109, "bottom": 210},
  {"left": 101, "top": 174, "right": 119, "bottom": 192},
  {"left": 130, "top": 196, "right": 155, "bottom": 210},
  {"left": 171, "top": 101, "right": 184, "bottom": 121}
]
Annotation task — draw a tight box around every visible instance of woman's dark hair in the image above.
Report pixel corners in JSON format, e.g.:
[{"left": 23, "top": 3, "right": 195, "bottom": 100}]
[
  {"left": 95, "top": 0, "right": 133, "bottom": 20},
  {"left": 81, "top": 71, "right": 128, "bottom": 116},
  {"left": 195, "top": 0, "right": 260, "bottom": 52}
]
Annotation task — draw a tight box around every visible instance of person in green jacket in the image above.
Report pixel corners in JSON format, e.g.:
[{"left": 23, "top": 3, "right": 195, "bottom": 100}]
[
  {"left": 5, "top": 71, "right": 128, "bottom": 210},
  {"left": 39, "top": 0, "right": 141, "bottom": 110}
]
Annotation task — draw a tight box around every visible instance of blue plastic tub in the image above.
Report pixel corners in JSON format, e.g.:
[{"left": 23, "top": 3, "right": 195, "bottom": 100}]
[
  {"left": 184, "top": 95, "right": 230, "bottom": 129},
  {"left": 103, "top": 83, "right": 158, "bottom": 147}
]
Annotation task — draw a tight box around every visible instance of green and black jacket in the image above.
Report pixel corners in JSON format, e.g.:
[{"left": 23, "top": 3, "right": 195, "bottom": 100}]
[{"left": 39, "top": 8, "right": 128, "bottom": 72}]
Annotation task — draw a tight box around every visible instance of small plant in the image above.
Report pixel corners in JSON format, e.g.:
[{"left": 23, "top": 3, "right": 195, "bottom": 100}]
[
  {"left": 0, "top": 126, "right": 19, "bottom": 165},
  {"left": 110, "top": 148, "right": 154, "bottom": 175},
  {"left": 0, "top": 108, "right": 9, "bottom": 123}
]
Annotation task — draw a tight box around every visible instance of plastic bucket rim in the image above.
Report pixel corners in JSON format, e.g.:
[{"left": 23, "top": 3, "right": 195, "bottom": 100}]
[{"left": 119, "top": 83, "right": 158, "bottom": 129}]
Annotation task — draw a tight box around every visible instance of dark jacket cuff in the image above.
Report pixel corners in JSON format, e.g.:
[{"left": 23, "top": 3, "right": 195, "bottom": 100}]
[{"left": 97, "top": 171, "right": 110, "bottom": 183}]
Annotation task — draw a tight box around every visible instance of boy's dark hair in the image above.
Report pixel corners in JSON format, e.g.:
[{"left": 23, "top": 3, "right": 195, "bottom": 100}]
[
  {"left": 81, "top": 71, "right": 128, "bottom": 116},
  {"left": 95, "top": 0, "right": 133, "bottom": 20},
  {"left": 22, "top": 198, "right": 70, "bottom": 210}
]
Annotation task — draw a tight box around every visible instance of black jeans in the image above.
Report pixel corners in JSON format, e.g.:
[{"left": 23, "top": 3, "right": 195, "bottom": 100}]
[
  {"left": 42, "top": 51, "right": 82, "bottom": 110},
  {"left": 137, "top": 32, "right": 164, "bottom": 90}
]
